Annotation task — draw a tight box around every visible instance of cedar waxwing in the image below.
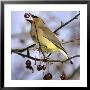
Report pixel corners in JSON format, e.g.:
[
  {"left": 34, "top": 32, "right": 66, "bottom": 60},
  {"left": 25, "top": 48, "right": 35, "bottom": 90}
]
[{"left": 24, "top": 13, "right": 69, "bottom": 59}]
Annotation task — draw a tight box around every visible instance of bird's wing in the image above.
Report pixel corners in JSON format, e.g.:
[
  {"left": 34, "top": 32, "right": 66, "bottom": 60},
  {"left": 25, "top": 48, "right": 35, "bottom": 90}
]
[{"left": 38, "top": 26, "right": 68, "bottom": 54}]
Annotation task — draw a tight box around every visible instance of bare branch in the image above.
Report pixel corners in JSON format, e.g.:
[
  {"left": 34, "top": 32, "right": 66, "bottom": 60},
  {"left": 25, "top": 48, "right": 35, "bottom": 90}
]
[
  {"left": 53, "top": 13, "right": 80, "bottom": 34},
  {"left": 12, "top": 51, "right": 80, "bottom": 63},
  {"left": 11, "top": 44, "right": 36, "bottom": 53},
  {"left": 62, "top": 38, "right": 80, "bottom": 44}
]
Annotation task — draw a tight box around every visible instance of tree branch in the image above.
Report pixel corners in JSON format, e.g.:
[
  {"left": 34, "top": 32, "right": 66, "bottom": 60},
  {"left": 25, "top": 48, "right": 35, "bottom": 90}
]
[
  {"left": 53, "top": 13, "right": 80, "bottom": 34},
  {"left": 62, "top": 38, "right": 80, "bottom": 44},
  {"left": 12, "top": 51, "right": 80, "bottom": 63},
  {"left": 11, "top": 44, "right": 36, "bottom": 53}
]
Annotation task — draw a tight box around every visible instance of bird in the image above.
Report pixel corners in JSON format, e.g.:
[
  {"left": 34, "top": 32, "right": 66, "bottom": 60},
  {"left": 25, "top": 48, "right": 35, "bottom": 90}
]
[{"left": 24, "top": 12, "right": 69, "bottom": 59}]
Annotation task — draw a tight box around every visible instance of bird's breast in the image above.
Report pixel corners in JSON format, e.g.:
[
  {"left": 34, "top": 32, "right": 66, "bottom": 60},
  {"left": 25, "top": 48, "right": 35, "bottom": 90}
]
[{"left": 30, "top": 27, "right": 44, "bottom": 41}]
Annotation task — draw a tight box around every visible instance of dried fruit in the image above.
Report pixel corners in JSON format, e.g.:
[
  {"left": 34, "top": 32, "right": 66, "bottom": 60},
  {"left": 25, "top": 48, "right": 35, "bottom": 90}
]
[
  {"left": 60, "top": 73, "right": 66, "bottom": 80},
  {"left": 26, "top": 60, "right": 31, "bottom": 66},
  {"left": 43, "top": 73, "right": 52, "bottom": 80},
  {"left": 26, "top": 65, "right": 34, "bottom": 73},
  {"left": 42, "top": 65, "right": 46, "bottom": 70},
  {"left": 37, "top": 65, "right": 42, "bottom": 71}
]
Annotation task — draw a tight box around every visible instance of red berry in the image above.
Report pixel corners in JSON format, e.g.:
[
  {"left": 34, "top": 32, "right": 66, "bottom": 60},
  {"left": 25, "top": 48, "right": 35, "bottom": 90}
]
[
  {"left": 60, "top": 73, "right": 66, "bottom": 80},
  {"left": 26, "top": 60, "right": 31, "bottom": 66},
  {"left": 37, "top": 65, "right": 42, "bottom": 71},
  {"left": 26, "top": 65, "right": 34, "bottom": 73},
  {"left": 43, "top": 73, "right": 52, "bottom": 80},
  {"left": 42, "top": 65, "right": 46, "bottom": 70}
]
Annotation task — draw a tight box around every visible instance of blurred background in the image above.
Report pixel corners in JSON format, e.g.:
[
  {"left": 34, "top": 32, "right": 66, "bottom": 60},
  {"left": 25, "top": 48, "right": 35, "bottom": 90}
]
[{"left": 11, "top": 11, "right": 80, "bottom": 80}]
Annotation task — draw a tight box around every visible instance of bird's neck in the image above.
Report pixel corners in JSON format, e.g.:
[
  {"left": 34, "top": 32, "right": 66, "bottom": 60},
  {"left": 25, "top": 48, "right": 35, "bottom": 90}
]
[{"left": 32, "top": 20, "right": 45, "bottom": 27}]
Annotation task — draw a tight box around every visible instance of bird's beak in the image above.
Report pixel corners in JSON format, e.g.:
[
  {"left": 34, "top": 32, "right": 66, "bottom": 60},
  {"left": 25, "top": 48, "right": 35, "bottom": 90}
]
[{"left": 26, "top": 17, "right": 33, "bottom": 23}]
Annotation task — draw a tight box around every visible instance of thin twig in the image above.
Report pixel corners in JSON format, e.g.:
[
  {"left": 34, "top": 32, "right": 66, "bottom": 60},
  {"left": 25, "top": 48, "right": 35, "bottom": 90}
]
[
  {"left": 13, "top": 51, "right": 80, "bottom": 63},
  {"left": 11, "top": 44, "right": 36, "bottom": 53},
  {"left": 53, "top": 13, "right": 80, "bottom": 34},
  {"left": 62, "top": 38, "right": 80, "bottom": 44}
]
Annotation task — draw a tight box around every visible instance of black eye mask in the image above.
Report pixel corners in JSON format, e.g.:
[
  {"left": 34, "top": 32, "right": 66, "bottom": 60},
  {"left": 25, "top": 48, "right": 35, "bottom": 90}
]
[{"left": 31, "top": 15, "right": 38, "bottom": 18}]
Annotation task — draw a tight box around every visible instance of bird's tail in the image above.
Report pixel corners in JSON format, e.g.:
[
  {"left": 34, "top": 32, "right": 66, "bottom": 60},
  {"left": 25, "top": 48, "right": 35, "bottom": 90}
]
[{"left": 59, "top": 49, "right": 69, "bottom": 59}]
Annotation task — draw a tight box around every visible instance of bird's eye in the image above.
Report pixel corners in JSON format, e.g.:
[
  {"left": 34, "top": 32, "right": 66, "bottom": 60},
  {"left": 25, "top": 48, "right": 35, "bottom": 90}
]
[
  {"left": 31, "top": 15, "right": 38, "bottom": 18},
  {"left": 24, "top": 13, "right": 30, "bottom": 18}
]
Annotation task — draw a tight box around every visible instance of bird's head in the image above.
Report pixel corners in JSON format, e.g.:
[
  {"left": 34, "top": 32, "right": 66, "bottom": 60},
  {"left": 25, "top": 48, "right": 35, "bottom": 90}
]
[{"left": 24, "top": 13, "right": 45, "bottom": 26}]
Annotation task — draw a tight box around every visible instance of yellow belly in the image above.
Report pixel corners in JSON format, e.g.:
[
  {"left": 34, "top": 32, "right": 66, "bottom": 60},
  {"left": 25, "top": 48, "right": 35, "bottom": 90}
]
[{"left": 38, "top": 35, "right": 60, "bottom": 52}]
